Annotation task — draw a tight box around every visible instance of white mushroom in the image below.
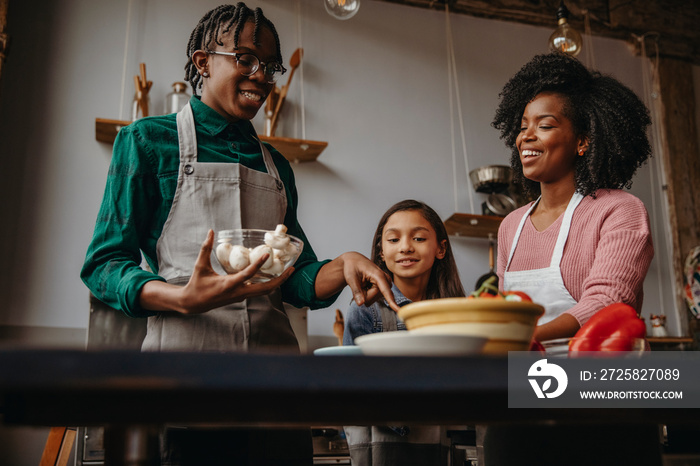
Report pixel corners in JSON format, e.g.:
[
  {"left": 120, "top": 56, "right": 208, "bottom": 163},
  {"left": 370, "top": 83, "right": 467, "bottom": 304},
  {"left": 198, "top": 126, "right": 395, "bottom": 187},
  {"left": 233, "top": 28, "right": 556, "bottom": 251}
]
[
  {"left": 264, "top": 224, "right": 291, "bottom": 250},
  {"left": 228, "top": 245, "right": 251, "bottom": 272},
  {"left": 249, "top": 244, "right": 274, "bottom": 270},
  {"left": 273, "top": 247, "right": 292, "bottom": 263},
  {"left": 264, "top": 232, "right": 290, "bottom": 249},
  {"left": 215, "top": 242, "right": 233, "bottom": 269},
  {"left": 261, "top": 257, "right": 285, "bottom": 276}
]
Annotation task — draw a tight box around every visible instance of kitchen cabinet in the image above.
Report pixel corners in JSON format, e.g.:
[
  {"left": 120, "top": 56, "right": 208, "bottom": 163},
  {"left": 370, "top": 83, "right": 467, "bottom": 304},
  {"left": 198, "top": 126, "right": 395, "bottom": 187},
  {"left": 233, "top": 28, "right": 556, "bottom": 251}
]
[{"left": 95, "top": 118, "right": 327, "bottom": 163}]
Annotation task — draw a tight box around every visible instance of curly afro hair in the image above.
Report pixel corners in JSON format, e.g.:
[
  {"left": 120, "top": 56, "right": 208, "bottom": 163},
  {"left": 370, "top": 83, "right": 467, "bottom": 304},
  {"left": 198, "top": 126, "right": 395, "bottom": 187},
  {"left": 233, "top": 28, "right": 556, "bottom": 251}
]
[{"left": 492, "top": 52, "right": 652, "bottom": 198}]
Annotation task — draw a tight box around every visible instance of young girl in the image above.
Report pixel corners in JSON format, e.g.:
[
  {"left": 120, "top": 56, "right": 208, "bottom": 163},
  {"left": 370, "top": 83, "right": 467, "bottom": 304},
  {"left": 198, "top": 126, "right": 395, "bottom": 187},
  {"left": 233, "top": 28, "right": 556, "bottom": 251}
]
[
  {"left": 343, "top": 199, "right": 465, "bottom": 344},
  {"left": 342, "top": 199, "right": 466, "bottom": 466}
]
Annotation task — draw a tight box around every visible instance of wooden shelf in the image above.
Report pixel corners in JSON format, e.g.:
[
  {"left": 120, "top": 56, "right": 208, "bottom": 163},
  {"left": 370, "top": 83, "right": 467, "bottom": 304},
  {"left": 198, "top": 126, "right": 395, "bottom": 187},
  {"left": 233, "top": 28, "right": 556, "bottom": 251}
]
[
  {"left": 444, "top": 213, "right": 503, "bottom": 239},
  {"left": 259, "top": 135, "right": 327, "bottom": 163},
  {"left": 646, "top": 337, "right": 694, "bottom": 344},
  {"left": 95, "top": 118, "right": 326, "bottom": 163},
  {"left": 95, "top": 118, "right": 131, "bottom": 144},
  {"left": 647, "top": 336, "right": 695, "bottom": 351}
]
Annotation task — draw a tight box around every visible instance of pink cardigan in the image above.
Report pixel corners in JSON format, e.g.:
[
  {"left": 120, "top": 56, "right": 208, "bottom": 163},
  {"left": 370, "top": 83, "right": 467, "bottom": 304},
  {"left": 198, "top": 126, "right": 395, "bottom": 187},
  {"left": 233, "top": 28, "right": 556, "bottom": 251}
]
[{"left": 497, "top": 189, "right": 654, "bottom": 326}]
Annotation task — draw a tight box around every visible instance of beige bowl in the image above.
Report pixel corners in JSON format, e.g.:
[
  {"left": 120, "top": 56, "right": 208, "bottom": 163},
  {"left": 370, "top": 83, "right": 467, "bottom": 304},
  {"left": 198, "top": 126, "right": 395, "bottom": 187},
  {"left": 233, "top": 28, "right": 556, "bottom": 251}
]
[{"left": 398, "top": 298, "right": 544, "bottom": 355}]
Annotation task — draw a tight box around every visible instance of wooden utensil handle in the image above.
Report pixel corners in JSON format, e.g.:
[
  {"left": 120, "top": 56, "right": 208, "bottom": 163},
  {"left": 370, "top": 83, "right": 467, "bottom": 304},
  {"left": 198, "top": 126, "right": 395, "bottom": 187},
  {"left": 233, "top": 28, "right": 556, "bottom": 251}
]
[{"left": 139, "top": 63, "right": 147, "bottom": 85}]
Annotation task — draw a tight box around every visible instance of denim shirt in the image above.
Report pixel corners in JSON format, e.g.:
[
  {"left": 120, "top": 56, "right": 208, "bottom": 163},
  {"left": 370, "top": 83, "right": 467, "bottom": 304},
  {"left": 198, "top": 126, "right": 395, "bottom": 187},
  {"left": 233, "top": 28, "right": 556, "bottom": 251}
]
[{"left": 343, "top": 284, "right": 412, "bottom": 346}]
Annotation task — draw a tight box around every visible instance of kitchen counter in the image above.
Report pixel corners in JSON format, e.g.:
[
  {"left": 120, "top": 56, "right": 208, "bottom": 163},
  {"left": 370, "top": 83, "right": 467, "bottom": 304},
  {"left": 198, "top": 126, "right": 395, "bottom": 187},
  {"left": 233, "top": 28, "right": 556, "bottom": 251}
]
[
  {"left": 1, "top": 349, "right": 699, "bottom": 426},
  {"left": 1, "top": 349, "right": 699, "bottom": 462},
  {"left": 0, "top": 349, "right": 507, "bottom": 427}
]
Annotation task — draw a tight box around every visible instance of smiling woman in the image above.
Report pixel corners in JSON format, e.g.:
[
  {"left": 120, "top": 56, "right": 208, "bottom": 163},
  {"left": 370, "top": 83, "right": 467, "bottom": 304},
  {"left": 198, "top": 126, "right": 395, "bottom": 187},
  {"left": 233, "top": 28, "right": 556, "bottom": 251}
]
[
  {"left": 516, "top": 92, "right": 585, "bottom": 196},
  {"left": 483, "top": 51, "right": 660, "bottom": 466},
  {"left": 493, "top": 52, "right": 654, "bottom": 342}
]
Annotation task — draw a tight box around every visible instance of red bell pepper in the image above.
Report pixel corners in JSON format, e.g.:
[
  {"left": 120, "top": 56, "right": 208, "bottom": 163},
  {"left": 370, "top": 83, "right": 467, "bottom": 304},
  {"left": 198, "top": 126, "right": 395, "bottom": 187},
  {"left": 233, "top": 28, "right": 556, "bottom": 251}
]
[
  {"left": 529, "top": 339, "right": 545, "bottom": 354},
  {"left": 569, "top": 303, "right": 646, "bottom": 352}
]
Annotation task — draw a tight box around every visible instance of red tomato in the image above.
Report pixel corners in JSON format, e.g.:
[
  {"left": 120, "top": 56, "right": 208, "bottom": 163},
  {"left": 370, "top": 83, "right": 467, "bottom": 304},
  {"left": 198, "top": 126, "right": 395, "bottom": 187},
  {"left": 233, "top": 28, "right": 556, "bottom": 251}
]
[{"left": 503, "top": 291, "right": 533, "bottom": 302}]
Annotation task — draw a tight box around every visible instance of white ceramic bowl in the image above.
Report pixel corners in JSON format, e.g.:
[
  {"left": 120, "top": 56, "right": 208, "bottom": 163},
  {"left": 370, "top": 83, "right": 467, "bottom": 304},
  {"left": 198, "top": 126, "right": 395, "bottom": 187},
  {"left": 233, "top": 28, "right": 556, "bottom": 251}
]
[
  {"left": 354, "top": 332, "right": 487, "bottom": 357},
  {"left": 213, "top": 229, "right": 303, "bottom": 283},
  {"left": 313, "top": 346, "right": 364, "bottom": 356},
  {"left": 398, "top": 297, "right": 544, "bottom": 355},
  {"left": 542, "top": 337, "right": 646, "bottom": 358}
]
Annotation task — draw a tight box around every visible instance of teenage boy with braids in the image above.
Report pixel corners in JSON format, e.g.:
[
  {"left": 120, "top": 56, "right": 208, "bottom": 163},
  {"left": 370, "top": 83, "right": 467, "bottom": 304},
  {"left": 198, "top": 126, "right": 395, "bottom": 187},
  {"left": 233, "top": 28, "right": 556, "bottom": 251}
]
[{"left": 82, "top": 3, "right": 397, "bottom": 464}]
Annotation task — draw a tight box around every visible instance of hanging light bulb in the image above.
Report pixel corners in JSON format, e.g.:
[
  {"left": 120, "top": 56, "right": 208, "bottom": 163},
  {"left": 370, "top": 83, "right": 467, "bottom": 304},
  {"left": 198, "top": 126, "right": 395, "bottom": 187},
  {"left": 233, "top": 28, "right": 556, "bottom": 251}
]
[
  {"left": 324, "top": 0, "right": 360, "bottom": 20},
  {"left": 548, "top": 1, "right": 582, "bottom": 56}
]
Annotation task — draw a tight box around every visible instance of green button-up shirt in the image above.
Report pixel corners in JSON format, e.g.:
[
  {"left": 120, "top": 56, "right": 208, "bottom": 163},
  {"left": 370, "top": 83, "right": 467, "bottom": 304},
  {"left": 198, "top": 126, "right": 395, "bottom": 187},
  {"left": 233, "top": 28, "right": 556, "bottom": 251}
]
[{"left": 81, "top": 96, "right": 335, "bottom": 318}]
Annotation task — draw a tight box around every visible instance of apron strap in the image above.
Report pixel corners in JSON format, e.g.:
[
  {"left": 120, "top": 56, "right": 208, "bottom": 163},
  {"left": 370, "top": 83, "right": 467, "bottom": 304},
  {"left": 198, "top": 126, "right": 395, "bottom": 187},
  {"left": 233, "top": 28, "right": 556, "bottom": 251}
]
[
  {"left": 549, "top": 192, "right": 584, "bottom": 267},
  {"left": 505, "top": 197, "right": 540, "bottom": 272},
  {"left": 505, "top": 193, "right": 585, "bottom": 271},
  {"left": 259, "top": 141, "right": 281, "bottom": 180},
  {"left": 248, "top": 121, "right": 282, "bottom": 184},
  {"left": 250, "top": 122, "right": 284, "bottom": 191},
  {"left": 379, "top": 301, "right": 398, "bottom": 332},
  {"left": 258, "top": 141, "right": 284, "bottom": 193},
  {"left": 176, "top": 103, "right": 197, "bottom": 163}
]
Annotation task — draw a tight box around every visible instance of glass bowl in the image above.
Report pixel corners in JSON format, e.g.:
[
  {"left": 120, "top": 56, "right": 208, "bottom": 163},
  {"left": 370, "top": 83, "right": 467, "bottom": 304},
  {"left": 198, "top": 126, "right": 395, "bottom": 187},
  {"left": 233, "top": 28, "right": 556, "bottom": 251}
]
[
  {"left": 541, "top": 337, "right": 647, "bottom": 358},
  {"left": 213, "top": 228, "right": 303, "bottom": 283}
]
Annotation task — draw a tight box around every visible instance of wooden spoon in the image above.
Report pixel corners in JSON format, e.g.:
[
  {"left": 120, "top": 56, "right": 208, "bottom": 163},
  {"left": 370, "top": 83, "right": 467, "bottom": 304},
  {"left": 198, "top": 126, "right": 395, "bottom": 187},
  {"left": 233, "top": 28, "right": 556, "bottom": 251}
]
[
  {"left": 269, "top": 48, "right": 303, "bottom": 136},
  {"left": 133, "top": 63, "right": 152, "bottom": 117}
]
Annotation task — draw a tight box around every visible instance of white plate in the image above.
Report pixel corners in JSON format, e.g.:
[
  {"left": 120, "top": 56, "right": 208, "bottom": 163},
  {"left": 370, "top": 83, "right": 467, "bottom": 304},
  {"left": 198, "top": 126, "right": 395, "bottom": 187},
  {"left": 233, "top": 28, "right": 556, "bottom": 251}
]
[
  {"left": 354, "top": 332, "right": 487, "bottom": 356},
  {"left": 541, "top": 338, "right": 571, "bottom": 358},
  {"left": 313, "top": 345, "right": 364, "bottom": 356}
]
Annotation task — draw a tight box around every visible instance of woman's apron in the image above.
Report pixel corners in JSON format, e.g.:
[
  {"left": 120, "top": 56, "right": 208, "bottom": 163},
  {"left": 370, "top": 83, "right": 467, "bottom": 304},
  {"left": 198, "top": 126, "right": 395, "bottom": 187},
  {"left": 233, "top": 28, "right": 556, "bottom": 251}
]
[
  {"left": 502, "top": 192, "right": 584, "bottom": 324},
  {"left": 487, "top": 192, "right": 662, "bottom": 466},
  {"left": 141, "top": 102, "right": 299, "bottom": 353}
]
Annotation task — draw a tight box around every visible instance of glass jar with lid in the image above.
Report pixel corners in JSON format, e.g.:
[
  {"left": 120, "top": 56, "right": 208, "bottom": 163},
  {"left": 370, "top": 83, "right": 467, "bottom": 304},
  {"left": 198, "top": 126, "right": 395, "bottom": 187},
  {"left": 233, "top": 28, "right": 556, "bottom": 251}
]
[{"left": 164, "top": 82, "right": 191, "bottom": 114}]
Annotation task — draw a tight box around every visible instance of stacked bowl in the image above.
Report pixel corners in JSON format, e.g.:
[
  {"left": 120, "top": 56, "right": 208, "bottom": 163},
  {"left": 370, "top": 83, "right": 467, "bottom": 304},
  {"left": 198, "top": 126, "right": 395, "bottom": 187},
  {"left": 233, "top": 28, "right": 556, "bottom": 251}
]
[{"left": 397, "top": 298, "right": 545, "bottom": 355}]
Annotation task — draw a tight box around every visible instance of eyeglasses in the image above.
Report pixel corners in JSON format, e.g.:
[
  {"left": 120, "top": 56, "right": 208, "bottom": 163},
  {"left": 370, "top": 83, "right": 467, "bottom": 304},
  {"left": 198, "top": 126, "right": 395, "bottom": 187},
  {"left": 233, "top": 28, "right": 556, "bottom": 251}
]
[{"left": 205, "top": 50, "right": 286, "bottom": 83}]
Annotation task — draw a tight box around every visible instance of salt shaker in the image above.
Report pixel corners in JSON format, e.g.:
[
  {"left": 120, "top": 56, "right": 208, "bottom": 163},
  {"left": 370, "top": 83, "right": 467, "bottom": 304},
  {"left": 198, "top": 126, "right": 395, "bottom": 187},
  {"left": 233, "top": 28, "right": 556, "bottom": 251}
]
[
  {"left": 649, "top": 314, "right": 668, "bottom": 338},
  {"left": 164, "top": 82, "right": 191, "bottom": 114}
]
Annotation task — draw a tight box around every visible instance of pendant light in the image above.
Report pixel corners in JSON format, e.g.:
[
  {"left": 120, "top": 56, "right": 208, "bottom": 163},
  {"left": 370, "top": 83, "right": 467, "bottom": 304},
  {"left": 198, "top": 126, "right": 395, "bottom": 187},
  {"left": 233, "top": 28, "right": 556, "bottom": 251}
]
[
  {"left": 548, "top": 1, "right": 582, "bottom": 56},
  {"left": 324, "top": 0, "right": 360, "bottom": 20}
]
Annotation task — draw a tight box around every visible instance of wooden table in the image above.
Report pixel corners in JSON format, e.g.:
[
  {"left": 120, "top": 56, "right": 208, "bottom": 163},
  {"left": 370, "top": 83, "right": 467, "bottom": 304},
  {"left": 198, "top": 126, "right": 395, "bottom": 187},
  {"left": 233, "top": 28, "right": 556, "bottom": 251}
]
[{"left": 1, "top": 350, "right": 698, "bottom": 463}]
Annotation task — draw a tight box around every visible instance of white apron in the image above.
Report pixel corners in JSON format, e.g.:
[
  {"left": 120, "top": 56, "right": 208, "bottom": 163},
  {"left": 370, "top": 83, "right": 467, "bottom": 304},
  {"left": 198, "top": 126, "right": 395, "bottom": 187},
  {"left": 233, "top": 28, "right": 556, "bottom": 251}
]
[
  {"left": 141, "top": 102, "right": 299, "bottom": 353},
  {"left": 503, "top": 192, "right": 584, "bottom": 325}
]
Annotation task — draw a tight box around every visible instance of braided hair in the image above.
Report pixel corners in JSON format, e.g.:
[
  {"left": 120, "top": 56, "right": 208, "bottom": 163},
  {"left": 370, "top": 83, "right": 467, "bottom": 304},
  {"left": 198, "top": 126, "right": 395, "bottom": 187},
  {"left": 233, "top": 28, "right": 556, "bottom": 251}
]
[
  {"left": 185, "top": 3, "right": 285, "bottom": 94},
  {"left": 492, "top": 52, "right": 652, "bottom": 198},
  {"left": 370, "top": 200, "right": 466, "bottom": 300}
]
